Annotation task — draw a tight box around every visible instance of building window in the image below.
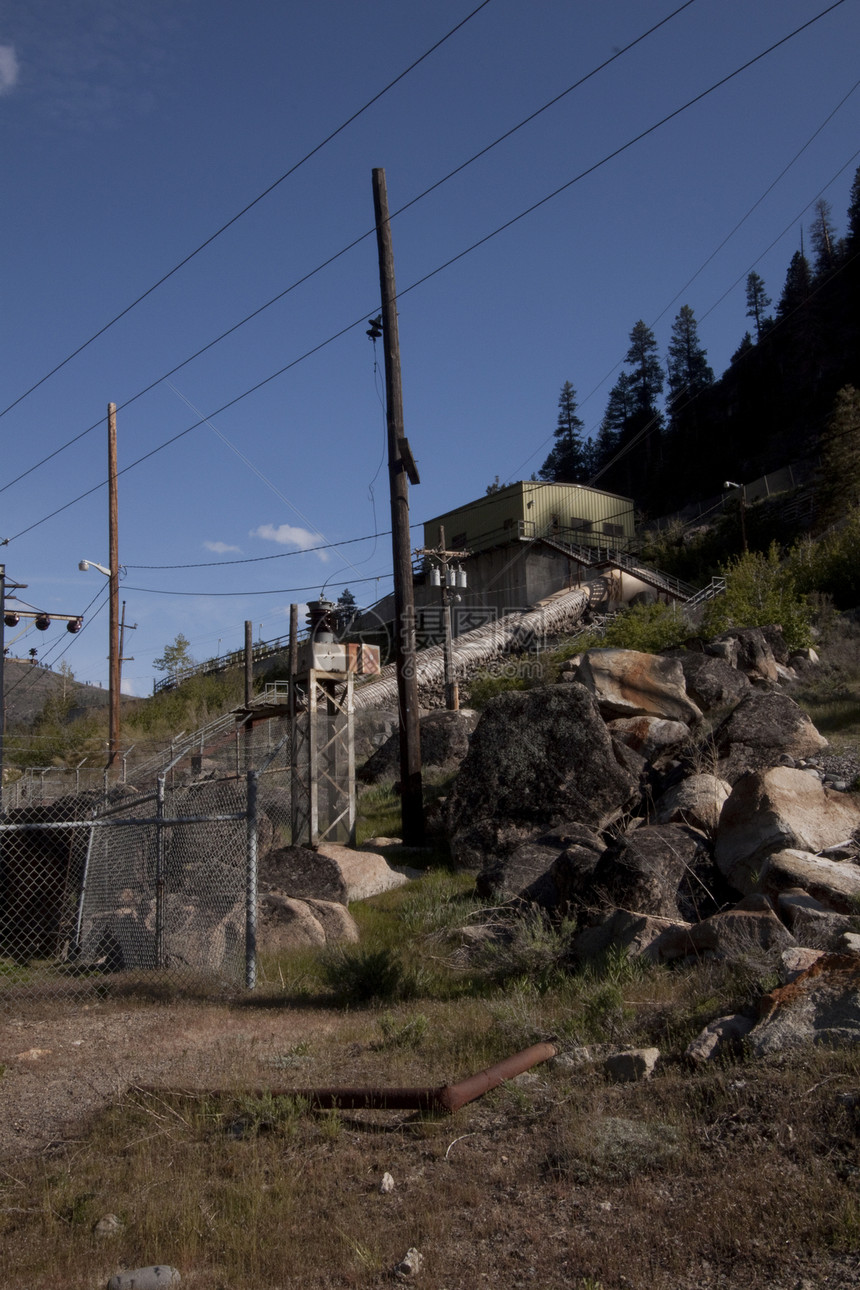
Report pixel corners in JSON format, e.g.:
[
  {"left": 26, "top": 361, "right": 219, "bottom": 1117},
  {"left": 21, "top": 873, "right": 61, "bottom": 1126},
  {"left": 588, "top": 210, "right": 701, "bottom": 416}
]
[
  {"left": 603, "top": 523, "right": 623, "bottom": 537},
  {"left": 570, "top": 517, "right": 593, "bottom": 533}
]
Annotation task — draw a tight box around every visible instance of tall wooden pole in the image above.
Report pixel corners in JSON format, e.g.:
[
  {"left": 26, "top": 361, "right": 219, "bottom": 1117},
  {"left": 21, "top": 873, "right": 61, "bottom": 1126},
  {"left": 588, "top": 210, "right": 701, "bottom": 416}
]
[
  {"left": 372, "top": 167, "right": 424, "bottom": 844},
  {"left": 107, "top": 403, "right": 120, "bottom": 771}
]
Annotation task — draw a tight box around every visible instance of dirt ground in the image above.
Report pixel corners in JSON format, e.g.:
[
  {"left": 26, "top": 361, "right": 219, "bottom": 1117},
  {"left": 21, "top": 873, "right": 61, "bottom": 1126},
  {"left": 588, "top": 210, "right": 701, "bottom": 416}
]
[
  {"left": 0, "top": 992, "right": 339, "bottom": 1163},
  {"left": 4, "top": 992, "right": 860, "bottom": 1290}
]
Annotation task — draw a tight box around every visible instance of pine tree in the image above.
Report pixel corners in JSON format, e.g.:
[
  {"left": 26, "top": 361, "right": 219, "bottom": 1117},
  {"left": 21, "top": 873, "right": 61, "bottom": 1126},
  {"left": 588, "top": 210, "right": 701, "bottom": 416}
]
[
  {"left": 809, "top": 197, "right": 839, "bottom": 277},
  {"left": 777, "top": 250, "right": 812, "bottom": 317},
  {"left": 592, "top": 371, "right": 635, "bottom": 477},
  {"left": 663, "top": 306, "right": 714, "bottom": 505},
  {"left": 730, "top": 331, "right": 754, "bottom": 364},
  {"left": 745, "top": 272, "right": 772, "bottom": 340},
  {"left": 847, "top": 162, "right": 860, "bottom": 244},
  {"left": 336, "top": 588, "right": 358, "bottom": 634},
  {"left": 666, "top": 305, "right": 713, "bottom": 406},
  {"left": 626, "top": 320, "right": 664, "bottom": 415},
  {"left": 538, "top": 381, "right": 586, "bottom": 482},
  {"left": 816, "top": 385, "right": 860, "bottom": 528}
]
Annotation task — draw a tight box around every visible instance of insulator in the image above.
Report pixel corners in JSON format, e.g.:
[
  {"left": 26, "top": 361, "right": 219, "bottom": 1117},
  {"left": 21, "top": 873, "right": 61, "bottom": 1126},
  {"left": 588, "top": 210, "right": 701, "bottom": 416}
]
[
  {"left": 306, "top": 598, "right": 337, "bottom": 639},
  {"left": 4, "top": 612, "right": 19, "bottom": 627},
  {"left": 35, "top": 614, "right": 51, "bottom": 630},
  {"left": 66, "top": 617, "right": 83, "bottom": 633}
]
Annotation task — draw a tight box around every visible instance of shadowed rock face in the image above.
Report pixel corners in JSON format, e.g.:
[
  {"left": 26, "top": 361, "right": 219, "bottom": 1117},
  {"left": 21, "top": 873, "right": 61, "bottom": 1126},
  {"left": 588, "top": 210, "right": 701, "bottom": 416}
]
[
  {"left": 359, "top": 709, "right": 479, "bottom": 783},
  {"left": 673, "top": 652, "right": 752, "bottom": 713},
  {"left": 711, "top": 691, "right": 829, "bottom": 783},
  {"left": 446, "top": 684, "right": 639, "bottom": 870},
  {"left": 589, "top": 823, "right": 720, "bottom": 923}
]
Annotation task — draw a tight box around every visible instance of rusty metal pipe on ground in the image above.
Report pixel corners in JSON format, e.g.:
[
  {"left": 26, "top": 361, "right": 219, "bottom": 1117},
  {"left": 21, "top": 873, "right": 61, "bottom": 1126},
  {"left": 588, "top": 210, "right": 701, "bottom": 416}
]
[{"left": 143, "top": 1042, "right": 557, "bottom": 1115}]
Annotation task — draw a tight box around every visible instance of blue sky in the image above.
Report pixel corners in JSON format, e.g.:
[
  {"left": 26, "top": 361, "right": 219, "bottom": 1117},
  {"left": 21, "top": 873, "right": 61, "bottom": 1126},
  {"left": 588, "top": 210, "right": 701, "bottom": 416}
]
[{"left": 1, "top": 0, "right": 858, "bottom": 697}]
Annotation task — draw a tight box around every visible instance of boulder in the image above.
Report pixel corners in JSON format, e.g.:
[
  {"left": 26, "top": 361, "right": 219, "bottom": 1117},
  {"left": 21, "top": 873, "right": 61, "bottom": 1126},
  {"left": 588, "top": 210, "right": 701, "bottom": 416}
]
[
  {"left": 714, "top": 767, "right": 860, "bottom": 892},
  {"left": 646, "top": 893, "right": 796, "bottom": 963},
  {"left": 80, "top": 890, "right": 244, "bottom": 975},
  {"left": 572, "top": 908, "right": 686, "bottom": 963},
  {"left": 588, "top": 823, "right": 718, "bottom": 922},
  {"left": 749, "top": 952, "right": 860, "bottom": 1055},
  {"left": 360, "top": 709, "right": 478, "bottom": 783},
  {"left": 654, "top": 773, "right": 732, "bottom": 836},
  {"left": 546, "top": 825, "right": 611, "bottom": 909},
  {"left": 775, "top": 887, "right": 858, "bottom": 952},
  {"left": 258, "top": 893, "right": 326, "bottom": 949},
  {"left": 475, "top": 837, "right": 566, "bottom": 903},
  {"left": 604, "top": 1048, "right": 660, "bottom": 1082},
  {"left": 685, "top": 1013, "right": 756, "bottom": 1064},
  {"left": 303, "top": 897, "right": 361, "bottom": 944},
  {"left": 710, "top": 627, "right": 779, "bottom": 682},
  {"left": 779, "top": 946, "right": 826, "bottom": 982},
  {"left": 578, "top": 649, "right": 702, "bottom": 724},
  {"left": 257, "top": 892, "right": 359, "bottom": 952},
  {"left": 758, "top": 624, "right": 791, "bottom": 666},
  {"left": 704, "top": 637, "right": 738, "bottom": 667},
  {"left": 606, "top": 715, "right": 690, "bottom": 761},
  {"left": 759, "top": 849, "right": 860, "bottom": 913},
  {"left": 259, "top": 845, "right": 348, "bottom": 904},
  {"left": 673, "top": 652, "right": 752, "bottom": 713},
  {"left": 315, "top": 842, "right": 411, "bottom": 902},
  {"left": 447, "top": 685, "right": 639, "bottom": 869},
  {"left": 711, "top": 691, "right": 828, "bottom": 783}
]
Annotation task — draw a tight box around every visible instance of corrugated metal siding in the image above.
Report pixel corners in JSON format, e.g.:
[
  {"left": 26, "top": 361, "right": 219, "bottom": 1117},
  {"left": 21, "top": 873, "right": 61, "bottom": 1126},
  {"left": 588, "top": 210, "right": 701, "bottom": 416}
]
[{"left": 423, "top": 481, "right": 633, "bottom": 554}]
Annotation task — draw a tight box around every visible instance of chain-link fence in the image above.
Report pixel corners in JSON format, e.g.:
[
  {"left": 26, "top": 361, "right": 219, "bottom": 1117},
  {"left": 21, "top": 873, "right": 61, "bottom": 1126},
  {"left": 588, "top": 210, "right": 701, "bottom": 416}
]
[{"left": 0, "top": 766, "right": 295, "bottom": 999}]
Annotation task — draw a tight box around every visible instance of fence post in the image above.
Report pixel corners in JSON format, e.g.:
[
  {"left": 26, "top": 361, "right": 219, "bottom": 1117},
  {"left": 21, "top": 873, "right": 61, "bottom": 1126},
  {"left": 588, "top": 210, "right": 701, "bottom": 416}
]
[
  {"left": 71, "top": 823, "right": 97, "bottom": 959},
  {"left": 246, "top": 769, "right": 258, "bottom": 990},
  {"left": 156, "top": 773, "right": 166, "bottom": 968}
]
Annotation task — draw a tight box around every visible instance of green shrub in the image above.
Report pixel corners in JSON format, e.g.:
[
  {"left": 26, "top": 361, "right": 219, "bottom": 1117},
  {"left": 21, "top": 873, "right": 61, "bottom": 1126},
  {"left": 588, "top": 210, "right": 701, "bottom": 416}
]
[
  {"left": 790, "top": 507, "right": 860, "bottom": 610},
  {"left": 466, "top": 671, "right": 528, "bottom": 709},
  {"left": 701, "top": 544, "right": 813, "bottom": 649},
  {"left": 600, "top": 602, "right": 688, "bottom": 652},
  {"left": 319, "top": 945, "right": 428, "bottom": 1004}
]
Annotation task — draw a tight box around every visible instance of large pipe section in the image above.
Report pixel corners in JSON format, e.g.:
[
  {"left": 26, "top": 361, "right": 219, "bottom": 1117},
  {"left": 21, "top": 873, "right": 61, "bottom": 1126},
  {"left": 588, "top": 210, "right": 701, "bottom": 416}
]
[{"left": 141, "top": 1041, "right": 557, "bottom": 1116}]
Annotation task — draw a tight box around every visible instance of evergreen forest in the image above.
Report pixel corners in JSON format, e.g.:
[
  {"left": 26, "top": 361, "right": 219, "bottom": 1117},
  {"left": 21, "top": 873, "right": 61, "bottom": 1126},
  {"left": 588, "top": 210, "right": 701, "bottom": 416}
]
[{"left": 537, "top": 167, "right": 860, "bottom": 523}]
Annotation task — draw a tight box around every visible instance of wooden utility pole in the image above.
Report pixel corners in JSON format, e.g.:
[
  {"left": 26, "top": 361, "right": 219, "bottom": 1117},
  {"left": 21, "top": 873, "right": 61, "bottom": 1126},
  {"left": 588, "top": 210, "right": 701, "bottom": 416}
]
[
  {"left": 372, "top": 167, "right": 424, "bottom": 844},
  {"left": 107, "top": 403, "right": 120, "bottom": 771}
]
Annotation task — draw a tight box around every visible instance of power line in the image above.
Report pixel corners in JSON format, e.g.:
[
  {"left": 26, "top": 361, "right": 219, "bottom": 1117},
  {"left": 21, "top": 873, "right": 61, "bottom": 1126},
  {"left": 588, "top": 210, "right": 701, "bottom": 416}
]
[
  {"left": 125, "top": 528, "right": 396, "bottom": 569},
  {"left": 0, "top": 0, "right": 496, "bottom": 427},
  {"left": 0, "top": 0, "right": 700, "bottom": 501},
  {"left": 122, "top": 571, "right": 393, "bottom": 598},
  {"left": 4, "top": 0, "right": 849, "bottom": 547}
]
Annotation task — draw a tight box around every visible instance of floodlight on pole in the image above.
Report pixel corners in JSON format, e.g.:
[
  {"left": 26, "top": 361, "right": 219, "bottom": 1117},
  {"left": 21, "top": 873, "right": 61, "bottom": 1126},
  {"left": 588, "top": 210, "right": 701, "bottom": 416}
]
[
  {"left": 78, "top": 559, "right": 112, "bottom": 577},
  {"left": 722, "top": 481, "right": 748, "bottom": 553}
]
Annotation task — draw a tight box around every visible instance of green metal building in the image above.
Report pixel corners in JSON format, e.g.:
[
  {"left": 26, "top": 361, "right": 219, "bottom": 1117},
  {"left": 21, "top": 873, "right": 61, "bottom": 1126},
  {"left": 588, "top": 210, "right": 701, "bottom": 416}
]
[{"left": 423, "top": 480, "right": 634, "bottom": 555}]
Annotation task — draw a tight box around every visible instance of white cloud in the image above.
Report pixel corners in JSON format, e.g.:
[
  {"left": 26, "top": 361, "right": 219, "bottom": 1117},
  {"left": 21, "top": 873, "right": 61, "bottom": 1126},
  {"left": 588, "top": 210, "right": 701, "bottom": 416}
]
[
  {"left": 204, "top": 540, "right": 242, "bottom": 555},
  {"left": 251, "top": 524, "right": 328, "bottom": 560},
  {"left": 0, "top": 45, "right": 19, "bottom": 95}
]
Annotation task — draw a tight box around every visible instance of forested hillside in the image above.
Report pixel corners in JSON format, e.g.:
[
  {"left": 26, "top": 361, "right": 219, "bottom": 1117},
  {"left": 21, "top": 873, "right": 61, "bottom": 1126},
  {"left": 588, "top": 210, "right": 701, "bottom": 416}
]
[{"left": 538, "top": 164, "right": 860, "bottom": 521}]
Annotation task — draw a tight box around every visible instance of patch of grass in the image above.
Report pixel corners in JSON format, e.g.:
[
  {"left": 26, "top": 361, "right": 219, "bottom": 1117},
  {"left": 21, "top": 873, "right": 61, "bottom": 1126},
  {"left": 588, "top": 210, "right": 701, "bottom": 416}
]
[
  {"left": 373, "top": 1010, "right": 429, "bottom": 1050},
  {"left": 355, "top": 781, "right": 402, "bottom": 843}
]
